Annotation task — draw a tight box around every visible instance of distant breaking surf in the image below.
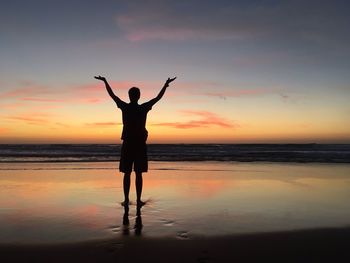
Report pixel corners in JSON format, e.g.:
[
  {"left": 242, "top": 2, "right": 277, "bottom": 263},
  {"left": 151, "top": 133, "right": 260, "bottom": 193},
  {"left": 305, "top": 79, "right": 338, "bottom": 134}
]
[{"left": 1, "top": 144, "right": 350, "bottom": 163}]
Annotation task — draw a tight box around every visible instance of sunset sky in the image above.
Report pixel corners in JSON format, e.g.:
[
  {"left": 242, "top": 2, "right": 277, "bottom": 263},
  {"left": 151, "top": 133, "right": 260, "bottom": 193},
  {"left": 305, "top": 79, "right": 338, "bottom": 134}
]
[{"left": 1, "top": 0, "right": 349, "bottom": 143}]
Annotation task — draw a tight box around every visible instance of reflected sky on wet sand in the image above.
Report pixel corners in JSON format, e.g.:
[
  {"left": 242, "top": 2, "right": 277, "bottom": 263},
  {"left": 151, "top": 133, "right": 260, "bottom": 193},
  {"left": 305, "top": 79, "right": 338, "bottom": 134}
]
[{"left": 0, "top": 162, "right": 350, "bottom": 244}]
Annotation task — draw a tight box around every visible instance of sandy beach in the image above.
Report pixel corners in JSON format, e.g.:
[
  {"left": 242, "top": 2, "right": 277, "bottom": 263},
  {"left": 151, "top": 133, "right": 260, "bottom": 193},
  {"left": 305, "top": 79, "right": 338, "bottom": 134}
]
[
  {"left": 1, "top": 161, "right": 350, "bottom": 262},
  {"left": 2, "top": 227, "right": 350, "bottom": 262}
]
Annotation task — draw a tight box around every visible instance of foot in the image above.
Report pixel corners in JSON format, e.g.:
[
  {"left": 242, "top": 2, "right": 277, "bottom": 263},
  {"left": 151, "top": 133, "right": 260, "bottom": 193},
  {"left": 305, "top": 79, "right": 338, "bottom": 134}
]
[
  {"left": 121, "top": 200, "right": 130, "bottom": 206},
  {"left": 137, "top": 200, "right": 146, "bottom": 207}
]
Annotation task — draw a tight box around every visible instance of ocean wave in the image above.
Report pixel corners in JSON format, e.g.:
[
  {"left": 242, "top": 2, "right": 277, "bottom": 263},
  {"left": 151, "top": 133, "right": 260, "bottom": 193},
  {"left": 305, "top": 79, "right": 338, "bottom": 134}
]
[{"left": 0, "top": 144, "right": 350, "bottom": 163}]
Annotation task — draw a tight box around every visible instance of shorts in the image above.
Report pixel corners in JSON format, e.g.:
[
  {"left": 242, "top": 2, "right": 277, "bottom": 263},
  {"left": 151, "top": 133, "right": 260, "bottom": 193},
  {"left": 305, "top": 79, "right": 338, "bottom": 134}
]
[{"left": 119, "top": 140, "right": 148, "bottom": 173}]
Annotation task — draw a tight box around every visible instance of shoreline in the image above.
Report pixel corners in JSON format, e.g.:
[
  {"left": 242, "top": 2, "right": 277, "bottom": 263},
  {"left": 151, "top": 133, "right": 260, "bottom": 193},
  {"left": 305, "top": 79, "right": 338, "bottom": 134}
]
[
  {"left": 1, "top": 143, "right": 350, "bottom": 164},
  {"left": 2, "top": 227, "right": 350, "bottom": 262},
  {"left": 1, "top": 160, "right": 349, "bottom": 166}
]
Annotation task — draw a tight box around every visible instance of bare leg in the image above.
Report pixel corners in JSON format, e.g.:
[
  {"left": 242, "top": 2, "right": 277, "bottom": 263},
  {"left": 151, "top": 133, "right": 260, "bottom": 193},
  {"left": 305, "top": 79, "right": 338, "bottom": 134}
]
[
  {"left": 122, "top": 172, "right": 131, "bottom": 205},
  {"left": 135, "top": 172, "right": 145, "bottom": 206}
]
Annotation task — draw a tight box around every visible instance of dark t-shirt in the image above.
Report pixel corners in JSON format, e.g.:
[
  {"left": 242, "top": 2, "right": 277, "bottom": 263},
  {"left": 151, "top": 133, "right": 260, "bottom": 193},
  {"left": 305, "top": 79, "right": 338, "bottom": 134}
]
[{"left": 117, "top": 101, "right": 153, "bottom": 142}]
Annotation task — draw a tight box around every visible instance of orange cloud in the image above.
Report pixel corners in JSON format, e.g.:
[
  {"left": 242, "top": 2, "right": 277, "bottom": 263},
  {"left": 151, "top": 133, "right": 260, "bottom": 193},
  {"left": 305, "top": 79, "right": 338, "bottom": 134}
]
[
  {"left": 6, "top": 116, "right": 49, "bottom": 125},
  {"left": 153, "top": 110, "right": 237, "bottom": 129},
  {"left": 4, "top": 112, "right": 54, "bottom": 125},
  {"left": 85, "top": 122, "right": 121, "bottom": 127},
  {"left": 0, "top": 127, "right": 10, "bottom": 132}
]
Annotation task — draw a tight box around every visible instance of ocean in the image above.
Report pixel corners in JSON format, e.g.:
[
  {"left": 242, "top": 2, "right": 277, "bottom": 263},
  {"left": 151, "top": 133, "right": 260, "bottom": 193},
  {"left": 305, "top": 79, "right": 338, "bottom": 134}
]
[
  {"left": 0, "top": 144, "right": 350, "bottom": 163},
  {"left": 1, "top": 145, "right": 350, "bottom": 245}
]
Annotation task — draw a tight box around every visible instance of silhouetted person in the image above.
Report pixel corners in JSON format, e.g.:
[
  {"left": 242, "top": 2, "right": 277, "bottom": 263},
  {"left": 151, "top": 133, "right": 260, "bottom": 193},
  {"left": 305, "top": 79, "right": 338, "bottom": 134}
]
[{"left": 94, "top": 75, "right": 176, "bottom": 206}]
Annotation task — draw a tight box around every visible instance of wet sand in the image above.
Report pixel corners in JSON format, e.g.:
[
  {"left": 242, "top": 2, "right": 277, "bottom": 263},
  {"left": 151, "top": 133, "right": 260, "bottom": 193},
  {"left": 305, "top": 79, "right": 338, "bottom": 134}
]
[
  {"left": 1, "top": 161, "right": 350, "bottom": 261},
  {"left": 1, "top": 227, "right": 350, "bottom": 262}
]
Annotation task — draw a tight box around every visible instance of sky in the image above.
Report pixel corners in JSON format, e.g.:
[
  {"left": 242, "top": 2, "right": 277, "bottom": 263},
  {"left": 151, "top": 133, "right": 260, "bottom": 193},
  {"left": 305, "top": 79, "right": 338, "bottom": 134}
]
[{"left": 0, "top": 0, "right": 349, "bottom": 143}]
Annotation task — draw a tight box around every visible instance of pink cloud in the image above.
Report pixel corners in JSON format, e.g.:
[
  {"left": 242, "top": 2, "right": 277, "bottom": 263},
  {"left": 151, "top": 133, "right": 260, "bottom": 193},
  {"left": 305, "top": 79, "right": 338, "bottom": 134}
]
[
  {"left": 20, "top": 95, "right": 104, "bottom": 105},
  {"left": 116, "top": 1, "right": 342, "bottom": 45},
  {"left": 1, "top": 80, "right": 167, "bottom": 108},
  {"left": 0, "top": 81, "right": 64, "bottom": 107},
  {"left": 163, "top": 81, "right": 281, "bottom": 100},
  {"left": 80, "top": 98, "right": 104, "bottom": 104},
  {"left": 153, "top": 110, "right": 237, "bottom": 129},
  {"left": 13, "top": 83, "right": 106, "bottom": 104},
  {"left": 116, "top": 12, "right": 244, "bottom": 42},
  {"left": 0, "top": 81, "right": 105, "bottom": 105},
  {"left": 203, "top": 88, "right": 275, "bottom": 99},
  {"left": 125, "top": 28, "right": 199, "bottom": 42},
  {"left": 1, "top": 78, "right": 283, "bottom": 123},
  {"left": 68, "top": 79, "right": 280, "bottom": 105},
  {"left": 73, "top": 83, "right": 104, "bottom": 93},
  {"left": 73, "top": 80, "right": 161, "bottom": 103},
  {"left": 94, "top": 79, "right": 189, "bottom": 101},
  {"left": 0, "top": 102, "right": 27, "bottom": 109},
  {"left": 0, "top": 87, "right": 48, "bottom": 99},
  {"left": 21, "top": 97, "right": 64, "bottom": 102},
  {"left": 2, "top": 79, "right": 276, "bottom": 109},
  {"left": 74, "top": 81, "right": 145, "bottom": 93}
]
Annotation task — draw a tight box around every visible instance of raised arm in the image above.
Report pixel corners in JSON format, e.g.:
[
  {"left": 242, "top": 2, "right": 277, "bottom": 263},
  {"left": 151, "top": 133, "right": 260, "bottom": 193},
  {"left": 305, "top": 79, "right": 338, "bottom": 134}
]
[
  {"left": 148, "top": 77, "right": 176, "bottom": 106},
  {"left": 94, "top": 75, "right": 125, "bottom": 107}
]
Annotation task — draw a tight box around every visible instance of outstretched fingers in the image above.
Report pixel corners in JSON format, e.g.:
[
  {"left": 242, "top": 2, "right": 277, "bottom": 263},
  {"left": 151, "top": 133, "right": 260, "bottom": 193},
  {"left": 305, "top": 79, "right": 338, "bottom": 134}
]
[
  {"left": 94, "top": 75, "right": 106, "bottom": 81},
  {"left": 166, "top": 77, "right": 177, "bottom": 84}
]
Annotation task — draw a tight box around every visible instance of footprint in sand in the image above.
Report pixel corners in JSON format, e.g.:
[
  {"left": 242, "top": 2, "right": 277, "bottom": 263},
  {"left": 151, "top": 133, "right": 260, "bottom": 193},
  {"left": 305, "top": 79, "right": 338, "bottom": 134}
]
[
  {"left": 106, "top": 241, "right": 124, "bottom": 253},
  {"left": 97, "top": 241, "right": 124, "bottom": 254},
  {"left": 197, "top": 250, "right": 211, "bottom": 263},
  {"left": 176, "top": 231, "right": 189, "bottom": 239},
  {"left": 160, "top": 218, "right": 175, "bottom": 226},
  {"left": 109, "top": 225, "right": 121, "bottom": 233}
]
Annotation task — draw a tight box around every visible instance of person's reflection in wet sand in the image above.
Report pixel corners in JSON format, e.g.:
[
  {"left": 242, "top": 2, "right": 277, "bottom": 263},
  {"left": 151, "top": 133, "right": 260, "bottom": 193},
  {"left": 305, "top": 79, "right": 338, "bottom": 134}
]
[
  {"left": 122, "top": 204, "right": 130, "bottom": 236},
  {"left": 122, "top": 203, "right": 143, "bottom": 236},
  {"left": 134, "top": 204, "right": 143, "bottom": 236}
]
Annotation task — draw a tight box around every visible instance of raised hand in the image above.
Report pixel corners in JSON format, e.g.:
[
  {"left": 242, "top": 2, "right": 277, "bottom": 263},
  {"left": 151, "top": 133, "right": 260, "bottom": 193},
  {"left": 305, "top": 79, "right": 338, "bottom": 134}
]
[
  {"left": 165, "top": 77, "right": 176, "bottom": 87},
  {"left": 94, "top": 75, "right": 106, "bottom": 81}
]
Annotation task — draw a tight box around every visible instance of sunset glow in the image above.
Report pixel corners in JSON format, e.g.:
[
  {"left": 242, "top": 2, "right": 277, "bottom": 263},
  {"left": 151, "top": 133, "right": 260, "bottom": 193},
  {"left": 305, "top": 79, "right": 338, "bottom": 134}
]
[{"left": 1, "top": 1, "right": 349, "bottom": 144}]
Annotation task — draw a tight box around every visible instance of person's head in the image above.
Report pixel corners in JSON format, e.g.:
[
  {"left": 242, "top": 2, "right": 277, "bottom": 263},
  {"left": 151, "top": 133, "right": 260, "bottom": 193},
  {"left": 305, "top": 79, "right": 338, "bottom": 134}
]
[{"left": 128, "top": 87, "right": 140, "bottom": 103}]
